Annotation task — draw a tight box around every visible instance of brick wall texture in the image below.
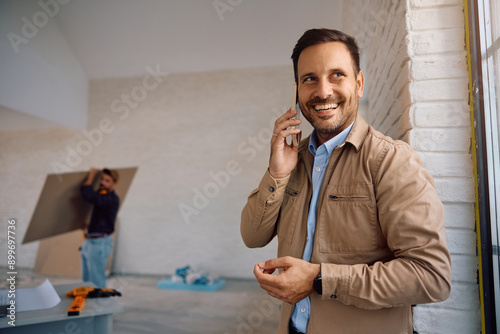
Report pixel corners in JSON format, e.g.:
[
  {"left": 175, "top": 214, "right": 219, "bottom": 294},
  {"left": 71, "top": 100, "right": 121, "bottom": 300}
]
[{"left": 344, "top": 0, "right": 479, "bottom": 333}]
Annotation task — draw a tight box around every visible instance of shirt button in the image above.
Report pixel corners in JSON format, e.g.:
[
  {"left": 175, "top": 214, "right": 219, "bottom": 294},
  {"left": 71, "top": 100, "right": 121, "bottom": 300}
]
[
  {"left": 300, "top": 307, "right": 306, "bottom": 313},
  {"left": 315, "top": 167, "right": 321, "bottom": 172},
  {"left": 269, "top": 186, "right": 274, "bottom": 192}
]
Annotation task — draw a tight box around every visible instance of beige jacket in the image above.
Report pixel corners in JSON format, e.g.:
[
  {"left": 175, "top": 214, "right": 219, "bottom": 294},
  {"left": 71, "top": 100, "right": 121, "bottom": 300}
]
[{"left": 241, "top": 116, "right": 451, "bottom": 334}]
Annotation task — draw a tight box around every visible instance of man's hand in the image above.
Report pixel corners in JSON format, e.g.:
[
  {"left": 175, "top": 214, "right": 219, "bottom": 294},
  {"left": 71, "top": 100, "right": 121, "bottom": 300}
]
[
  {"left": 83, "top": 167, "right": 100, "bottom": 186},
  {"left": 89, "top": 167, "right": 99, "bottom": 177},
  {"left": 269, "top": 109, "right": 302, "bottom": 179},
  {"left": 254, "top": 256, "right": 320, "bottom": 304}
]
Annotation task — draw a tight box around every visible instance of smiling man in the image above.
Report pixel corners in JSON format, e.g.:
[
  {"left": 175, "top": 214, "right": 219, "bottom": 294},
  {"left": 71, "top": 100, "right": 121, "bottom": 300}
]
[{"left": 241, "top": 29, "right": 451, "bottom": 333}]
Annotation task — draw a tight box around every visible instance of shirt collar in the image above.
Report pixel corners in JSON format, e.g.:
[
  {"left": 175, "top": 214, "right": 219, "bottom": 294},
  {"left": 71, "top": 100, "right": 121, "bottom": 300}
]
[{"left": 308, "top": 120, "right": 355, "bottom": 156}]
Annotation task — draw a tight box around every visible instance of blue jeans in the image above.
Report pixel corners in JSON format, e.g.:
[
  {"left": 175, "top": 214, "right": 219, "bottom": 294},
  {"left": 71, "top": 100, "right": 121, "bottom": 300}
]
[{"left": 81, "top": 235, "right": 113, "bottom": 288}]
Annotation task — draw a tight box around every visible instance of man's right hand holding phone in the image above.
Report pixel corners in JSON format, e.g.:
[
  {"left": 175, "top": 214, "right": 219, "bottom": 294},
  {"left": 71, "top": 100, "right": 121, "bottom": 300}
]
[{"left": 269, "top": 108, "right": 302, "bottom": 179}]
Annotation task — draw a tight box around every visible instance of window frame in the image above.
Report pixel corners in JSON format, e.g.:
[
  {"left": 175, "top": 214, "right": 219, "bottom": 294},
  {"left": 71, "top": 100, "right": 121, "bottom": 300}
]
[{"left": 466, "top": 0, "right": 500, "bottom": 332}]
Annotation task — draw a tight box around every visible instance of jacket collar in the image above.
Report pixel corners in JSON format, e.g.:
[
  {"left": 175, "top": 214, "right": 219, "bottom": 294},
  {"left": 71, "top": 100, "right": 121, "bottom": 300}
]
[{"left": 344, "top": 115, "right": 369, "bottom": 152}]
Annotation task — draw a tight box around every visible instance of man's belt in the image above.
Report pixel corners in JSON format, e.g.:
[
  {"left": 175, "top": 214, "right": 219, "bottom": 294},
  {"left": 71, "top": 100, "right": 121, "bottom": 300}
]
[{"left": 86, "top": 233, "right": 110, "bottom": 239}]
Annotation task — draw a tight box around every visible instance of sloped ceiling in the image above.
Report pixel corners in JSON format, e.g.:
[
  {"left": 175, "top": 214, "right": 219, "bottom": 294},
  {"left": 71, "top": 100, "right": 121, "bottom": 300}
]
[
  {"left": 56, "top": 0, "right": 344, "bottom": 79},
  {"left": 0, "top": 0, "right": 344, "bottom": 130}
]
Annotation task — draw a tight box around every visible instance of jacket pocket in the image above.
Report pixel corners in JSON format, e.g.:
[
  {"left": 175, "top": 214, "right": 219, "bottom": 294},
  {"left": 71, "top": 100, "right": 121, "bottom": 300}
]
[
  {"left": 277, "top": 182, "right": 301, "bottom": 245},
  {"left": 319, "top": 183, "right": 377, "bottom": 253}
]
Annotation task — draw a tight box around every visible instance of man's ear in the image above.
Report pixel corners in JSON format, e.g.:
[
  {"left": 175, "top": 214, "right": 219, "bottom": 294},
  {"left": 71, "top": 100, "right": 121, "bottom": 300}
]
[{"left": 356, "top": 70, "right": 365, "bottom": 98}]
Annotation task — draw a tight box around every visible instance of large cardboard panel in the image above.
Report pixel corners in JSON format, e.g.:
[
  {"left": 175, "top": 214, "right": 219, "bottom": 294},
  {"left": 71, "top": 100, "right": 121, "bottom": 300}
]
[
  {"left": 23, "top": 167, "right": 137, "bottom": 244},
  {"left": 29, "top": 167, "right": 137, "bottom": 278},
  {"left": 33, "top": 227, "right": 118, "bottom": 278},
  {"left": 33, "top": 230, "right": 84, "bottom": 278}
]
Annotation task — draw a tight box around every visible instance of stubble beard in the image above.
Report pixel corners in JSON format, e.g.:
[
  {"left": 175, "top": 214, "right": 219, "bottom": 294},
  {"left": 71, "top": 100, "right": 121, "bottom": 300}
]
[
  {"left": 300, "top": 98, "right": 359, "bottom": 136},
  {"left": 300, "top": 86, "right": 360, "bottom": 136}
]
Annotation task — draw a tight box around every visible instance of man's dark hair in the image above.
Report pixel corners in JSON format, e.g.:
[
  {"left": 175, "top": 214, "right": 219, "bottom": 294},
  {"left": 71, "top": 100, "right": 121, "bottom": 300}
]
[
  {"left": 102, "top": 168, "right": 119, "bottom": 183},
  {"left": 291, "top": 28, "right": 361, "bottom": 83}
]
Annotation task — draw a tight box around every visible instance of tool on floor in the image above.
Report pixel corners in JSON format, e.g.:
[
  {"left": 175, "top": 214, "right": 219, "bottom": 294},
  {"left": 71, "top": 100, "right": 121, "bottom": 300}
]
[{"left": 66, "top": 286, "right": 121, "bottom": 316}]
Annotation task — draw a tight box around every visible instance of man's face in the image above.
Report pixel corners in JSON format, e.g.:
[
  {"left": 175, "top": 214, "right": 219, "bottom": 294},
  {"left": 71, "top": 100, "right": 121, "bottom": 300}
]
[
  {"left": 297, "top": 41, "right": 364, "bottom": 144},
  {"left": 100, "top": 173, "right": 116, "bottom": 192}
]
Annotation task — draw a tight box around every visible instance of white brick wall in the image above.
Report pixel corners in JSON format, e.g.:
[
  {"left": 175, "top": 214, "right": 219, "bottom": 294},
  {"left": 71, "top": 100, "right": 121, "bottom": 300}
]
[
  {"left": 0, "top": 66, "right": 296, "bottom": 279},
  {"left": 344, "top": 0, "right": 480, "bottom": 332}
]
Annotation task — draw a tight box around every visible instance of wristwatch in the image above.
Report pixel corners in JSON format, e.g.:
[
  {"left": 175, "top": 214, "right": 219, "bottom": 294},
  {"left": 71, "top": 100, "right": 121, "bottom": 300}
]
[{"left": 313, "top": 272, "right": 322, "bottom": 295}]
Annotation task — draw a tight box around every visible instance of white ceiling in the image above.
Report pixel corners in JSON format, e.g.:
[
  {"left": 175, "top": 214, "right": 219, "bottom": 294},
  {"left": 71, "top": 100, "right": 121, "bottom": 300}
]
[
  {"left": 55, "top": 0, "right": 344, "bottom": 79},
  {"left": 0, "top": 0, "right": 344, "bottom": 131}
]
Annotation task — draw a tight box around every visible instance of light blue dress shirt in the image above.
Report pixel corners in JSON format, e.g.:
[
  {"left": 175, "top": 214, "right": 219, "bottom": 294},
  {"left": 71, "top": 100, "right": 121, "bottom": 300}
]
[{"left": 290, "top": 121, "right": 355, "bottom": 333}]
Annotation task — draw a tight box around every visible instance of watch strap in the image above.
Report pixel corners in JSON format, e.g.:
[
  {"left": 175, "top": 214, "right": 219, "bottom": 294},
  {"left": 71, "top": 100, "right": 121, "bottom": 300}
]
[{"left": 313, "top": 272, "right": 322, "bottom": 295}]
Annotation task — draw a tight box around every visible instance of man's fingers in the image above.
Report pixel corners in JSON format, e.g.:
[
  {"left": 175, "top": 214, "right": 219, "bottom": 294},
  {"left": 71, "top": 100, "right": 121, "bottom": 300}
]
[
  {"left": 272, "top": 127, "right": 301, "bottom": 141},
  {"left": 256, "top": 263, "right": 275, "bottom": 275},
  {"left": 260, "top": 256, "right": 295, "bottom": 270},
  {"left": 268, "top": 109, "right": 302, "bottom": 179},
  {"left": 254, "top": 265, "right": 284, "bottom": 298},
  {"left": 254, "top": 264, "right": 280, "bottom": 284},
  {"left": 254, "top": 258, "right": 317, "bottom": 305},
  {"left": 276, "top": 108, "right": 297, "bottom": 123},
  {"left": 272, "top": 109, "right": 301, "bottom": 139},
  {"left": 254, "top": 264, "right": 271, "bottom": 279}
]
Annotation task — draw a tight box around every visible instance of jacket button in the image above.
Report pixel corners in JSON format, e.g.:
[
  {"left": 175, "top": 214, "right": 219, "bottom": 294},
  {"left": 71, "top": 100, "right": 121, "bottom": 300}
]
[
  {"left": 330, "top": 294, "right": 337, "bottom": 299},
  {"left": 269, "top": 186, "right": 275, "bottom": 192}
]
